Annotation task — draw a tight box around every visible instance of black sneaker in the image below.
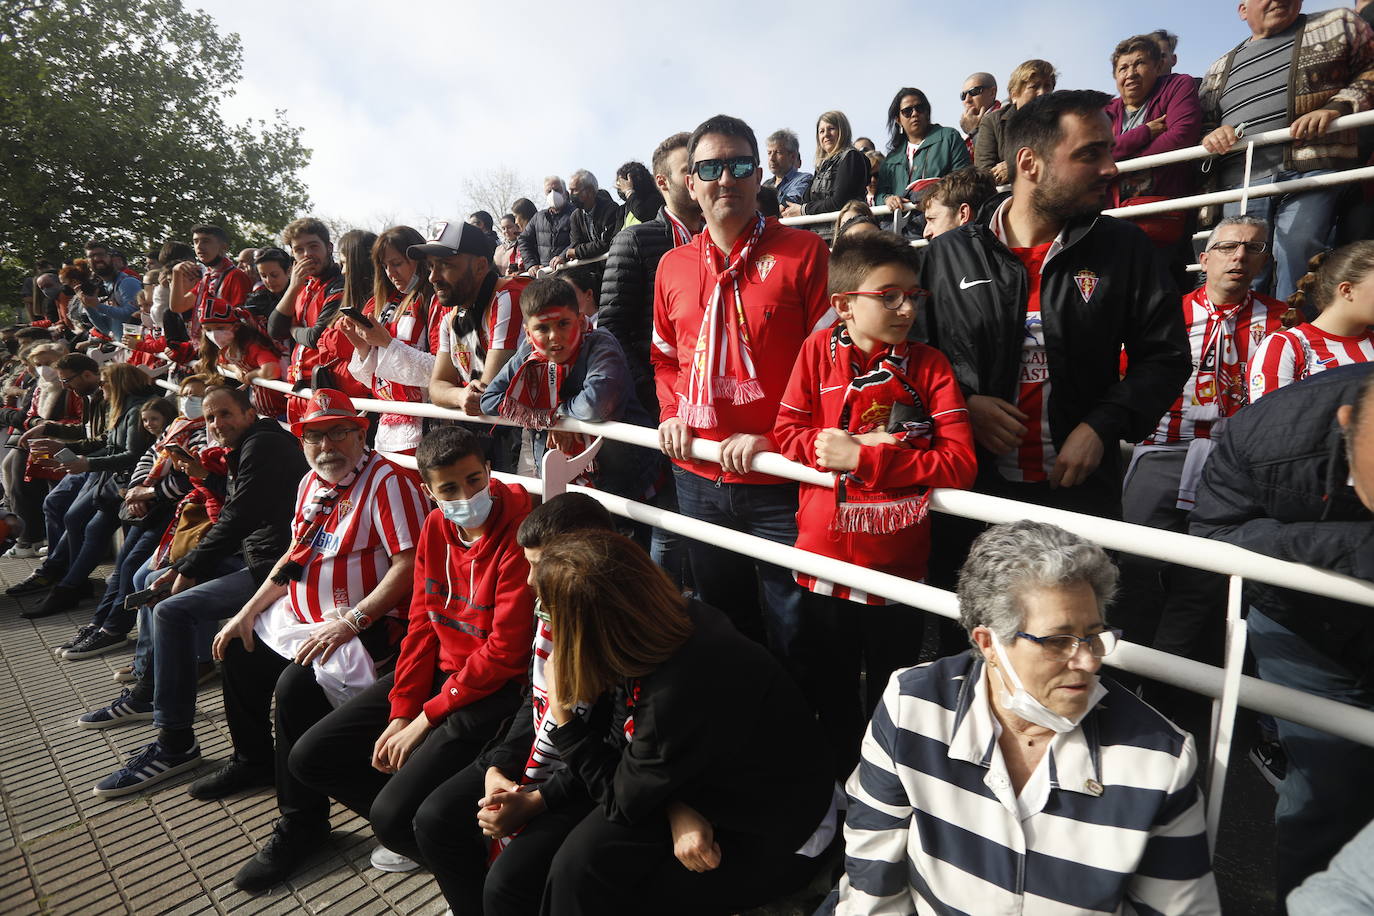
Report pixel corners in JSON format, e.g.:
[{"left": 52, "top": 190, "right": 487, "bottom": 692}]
[
  {"left": 21, "top": 583, "right": 83, "bottom": 619},
  {"left": 232, "top": 818, "right": 330, "bottom": 894},
  {"left": 187, "top": 757, "right": 273, "bottom": 801},
  {"left": 63, "top": 629, "right": 130, "bottom": 660},
  {"left": 1249, "top": 738, "right": 1287, "bottom": 789},
  {"left": 55, "top": 624, "right": 98, "bottom": 657},
  {"left": 6, "top": 571, "right": 53, "bottom": 596}
]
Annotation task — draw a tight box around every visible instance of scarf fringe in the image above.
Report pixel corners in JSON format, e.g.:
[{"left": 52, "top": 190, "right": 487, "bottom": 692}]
[
  {"left": 499, "top": 399, "right": 559, "bottom": 430},
  {"left": 830, "top": 492, "right": 930, "bottom": 535},
  {"left": 677, "top": 397, "right": 718, "bottom": 430}
]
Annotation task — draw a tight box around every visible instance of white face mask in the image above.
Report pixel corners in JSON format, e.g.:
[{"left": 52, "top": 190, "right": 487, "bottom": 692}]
[
  {"left": 37, "top": 365, "right": 59, "bottom": 383},
  {"left": 990, "top": 636, "right": 1105, "bottom": 734},
  {"left": 438, "top": 485, "right": 493, "bottom": 530},
  {"left": 546, "top": 190, "right": 566, "bottom": 210},
  {"left": 208, "top": 328, "right": 234, "bottom": 349},
  {"left": 179, "top": 395, "right": 203, "bottom": 419}
]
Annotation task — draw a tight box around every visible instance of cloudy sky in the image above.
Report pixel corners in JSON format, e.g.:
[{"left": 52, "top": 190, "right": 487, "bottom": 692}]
[{"left": 198, "top": 0, "right": 1257, "bottom": 232}]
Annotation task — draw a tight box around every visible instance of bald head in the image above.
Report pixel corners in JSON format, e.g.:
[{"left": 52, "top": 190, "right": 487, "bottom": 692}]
[{"left": 960, "top": 72, "right": 999, "bottom": 133}]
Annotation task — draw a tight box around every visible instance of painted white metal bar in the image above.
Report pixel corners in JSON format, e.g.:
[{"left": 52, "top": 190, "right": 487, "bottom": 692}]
[{"left": 1206, "top": 575, "right": 1248, "bottom": 851}]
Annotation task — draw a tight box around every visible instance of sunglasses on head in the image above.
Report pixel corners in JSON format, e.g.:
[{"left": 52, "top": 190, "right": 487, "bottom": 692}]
[
  {"left": 959, "top": 85, "right": 990, "bottom": 101},
  {"left": 899, "top": 103, "right": 931, "bottom": 118},
  {"left": 692, "top": 156, "right": 757, "bottom": 182}
]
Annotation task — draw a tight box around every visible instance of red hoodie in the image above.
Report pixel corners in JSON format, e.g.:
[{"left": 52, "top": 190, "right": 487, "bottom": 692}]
[{"left": 389, "top": 479, "right": 535, "bottom": 723}]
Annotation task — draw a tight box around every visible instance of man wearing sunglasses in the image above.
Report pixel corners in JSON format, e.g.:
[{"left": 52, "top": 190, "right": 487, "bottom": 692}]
[
  {"left": 959, "top": 72, "right": 1001, "bottom": 151},
  {"left": 1117, "top": 215, "right": 1286, "bottom": 709},
  {"left": 651, "top": 114, "right": 834, "bottom": 676},
  {"left": 920, "top": 90, "right": 1189, "bottom": 590}
]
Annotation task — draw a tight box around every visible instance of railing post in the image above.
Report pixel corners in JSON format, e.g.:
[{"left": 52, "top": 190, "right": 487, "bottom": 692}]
[{"left": 1206, "top": 574, "right": 1248, "bottom": 854}]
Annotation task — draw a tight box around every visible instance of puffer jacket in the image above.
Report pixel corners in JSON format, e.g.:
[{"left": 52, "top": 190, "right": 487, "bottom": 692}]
[
  {"left": 802, "top": 147, "right": 870, "bottom": 215},
  {"left": 1190, "top": 362, "right": 1374, "bottom": 670},
  {"left": 597, "top": 208, "right": 684, "bottom": 413},
  {"left": 517, "top": 205, "right": 574, "bottom": 268},
  {"left": 569, "top": 189, "right": 622, "bottom": 261}
]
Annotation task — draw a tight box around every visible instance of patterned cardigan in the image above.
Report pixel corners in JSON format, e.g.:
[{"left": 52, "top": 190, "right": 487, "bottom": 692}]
[{"left": 1200, "top": 8, "right": 1374, "bottom": 173}]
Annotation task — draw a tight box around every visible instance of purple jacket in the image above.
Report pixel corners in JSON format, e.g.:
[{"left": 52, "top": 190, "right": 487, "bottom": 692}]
[{"left": 1106, "top": 72, "right": 1203, "bottom": 201}]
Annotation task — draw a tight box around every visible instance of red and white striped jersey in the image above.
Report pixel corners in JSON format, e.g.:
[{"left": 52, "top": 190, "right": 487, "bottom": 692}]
[
  {"left": 997, "top": 242, "right": 1056, "bottom": 483},
  {"left": 1144, "top": 288, "right": 1287, "bottom": 444},
  {"left": 286, "top": 452, "right": 429, "bottom": 624},
  {"left": 1249, "top": 322, "right": 1374, "bottom": 402},
  {"left": 438, "top": 285, "right": 525, "bottom": 383}
]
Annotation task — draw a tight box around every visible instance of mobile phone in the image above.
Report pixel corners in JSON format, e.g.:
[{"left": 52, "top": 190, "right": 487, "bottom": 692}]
[
  {"left": 163, "top": 444, "right": 194, "bottom": 462},
  {"left": 124, "top": 582, "right": 172, "bottom": 611},
  {"left": 340, "top": 307, "right": 374, "bottom": 329},
  {"left": 54, "top": 447, "right": 77, "bottom": 463}
]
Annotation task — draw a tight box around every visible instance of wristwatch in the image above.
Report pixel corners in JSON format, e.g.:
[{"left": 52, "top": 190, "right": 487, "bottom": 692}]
[{"left": 348, "top": 608, "right": 371, "bottom": 631}]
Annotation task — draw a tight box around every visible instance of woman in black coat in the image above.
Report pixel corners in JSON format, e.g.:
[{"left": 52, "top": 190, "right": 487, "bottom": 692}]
[
  {"left": 783, "top": 110, "right": 869, "bottom": 218},
  {"left": 539, "top": 531, "right": 838, "bottom": 916}
]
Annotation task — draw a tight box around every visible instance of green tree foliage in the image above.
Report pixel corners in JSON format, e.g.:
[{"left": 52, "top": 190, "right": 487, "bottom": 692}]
[{"left": 0, "top": 0, "right": 312, "bottom": 305}]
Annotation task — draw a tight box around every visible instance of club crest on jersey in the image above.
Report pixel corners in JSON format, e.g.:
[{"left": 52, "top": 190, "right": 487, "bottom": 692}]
[
  {"left": 336, "top": 498, "right": 352, "bottom": 517},
  {"left": 1074, "top": 270, "right": 1099, "bottom": 303},
  {"left": 755, "top": 254, "right": 777, "bottom": 282}
]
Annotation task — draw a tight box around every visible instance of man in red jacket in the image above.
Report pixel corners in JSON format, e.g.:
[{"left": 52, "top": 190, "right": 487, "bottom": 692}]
[
  {"left": 267, "top": 217, "right": 345, "bottom": 424},
  {"left": 651, "top": 113, "right": 834, "bottom": 663},
  {"left": 228, "top": 423, "right": 533, "bottom": 893}
]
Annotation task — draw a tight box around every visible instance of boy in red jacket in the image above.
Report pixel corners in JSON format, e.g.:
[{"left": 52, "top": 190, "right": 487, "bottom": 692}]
[
  {"left": 232, "top": 424, "right": 534, "bottom": 893},
  {"left": 774, "top": 232, "right": 977, "bottom": 775}
]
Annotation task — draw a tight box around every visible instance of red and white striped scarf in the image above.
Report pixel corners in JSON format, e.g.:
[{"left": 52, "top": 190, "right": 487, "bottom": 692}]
[
  {"left": 664, "top": 209, "right": 695, "bottom": 249},
  {"left": 678, "top": 214, "right": 766, "bottom": 429}
]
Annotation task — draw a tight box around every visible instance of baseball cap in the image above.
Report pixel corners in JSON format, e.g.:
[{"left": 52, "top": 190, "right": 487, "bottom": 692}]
[{"left": 407, "top": 220, "right": 496, "bottom": 260}]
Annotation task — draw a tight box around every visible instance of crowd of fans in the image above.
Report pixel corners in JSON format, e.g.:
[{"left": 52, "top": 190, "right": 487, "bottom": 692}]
[{"left": 5, "top": 6, "right": 1374, "bottom": 913}]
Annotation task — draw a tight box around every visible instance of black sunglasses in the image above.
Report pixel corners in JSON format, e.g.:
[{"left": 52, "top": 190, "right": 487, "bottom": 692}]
[
  {"left": 959, "top": 85, "right": 990, "bottom": 101},
  {"left": 692, "top": 157, "right": 757, "bottom": 182},
  {"left": 900, "top": 103, "right": 931, "bottom": 118}
]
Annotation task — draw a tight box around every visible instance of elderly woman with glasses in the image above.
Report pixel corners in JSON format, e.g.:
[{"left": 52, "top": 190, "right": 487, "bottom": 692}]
[{"left": 827, "top": 520, "right": 1220, "bottom": 916}]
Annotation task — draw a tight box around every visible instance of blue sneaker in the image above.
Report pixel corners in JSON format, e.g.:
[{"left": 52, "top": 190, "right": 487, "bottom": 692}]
[
  {"left": 77, "top": 689, "right": 154, "bottom": 729},
  {"left": 93, "top": 740, "right": 201, "bottom": 798}
]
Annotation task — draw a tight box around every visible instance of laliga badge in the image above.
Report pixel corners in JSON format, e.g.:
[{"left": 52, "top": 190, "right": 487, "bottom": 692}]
[
  {"left": 755, "top": 254, "right": 777, "bottom": 282},
  {"left": 1085, "top": 778, "right": 1104, "bottom": 797},
  {"left": 1074, "top": 270, "right": 1099, "bottom": 303}
]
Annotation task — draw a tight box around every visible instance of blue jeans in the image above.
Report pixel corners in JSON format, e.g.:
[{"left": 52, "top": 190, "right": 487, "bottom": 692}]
[
  {"left": 1223, "top": 168, "right": 1341, "bottom": 304},
  {"left": 39, "top": 471, "right": 88, "bottom": 573},
  {"left": 90, "top": 524, "right": 163, "bottom": 634},
  {"left": 671, "top": 467, "right": 804, "bottom": 661},
  {"left": 1248, "top": 609, "right": 1374, "bottom": 899},
  {"left": 55, "top": 482, "right": 121, "bottom": 589},
  {"left": 151, "top": 560, "right": 253, "bottom": 732}
]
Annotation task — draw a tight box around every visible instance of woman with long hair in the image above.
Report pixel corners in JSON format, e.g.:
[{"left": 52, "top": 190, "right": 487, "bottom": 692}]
[
  {"left": 782, "top": 110, "right": 869, "bottom": 218},
  {"left": 535, "top": 531, "right": 837, "bottom": 915},
  {"left": 337, "top": 225, "right": 439, "bottom": 454},
  {"left": 876, "top": 87, "right": 971, "bottom": 213},
  {"left": 196, "top": 302, "right": 288, "bottom": 420},
  {"left": 315, "top": 229, "right": 377, "bottom": 402},
  {"left": 614, "top": 160, "right": 664, "bottom": 229},
  {"left": 1250, "top": 241, "right": 1374, "bottom": 400}
]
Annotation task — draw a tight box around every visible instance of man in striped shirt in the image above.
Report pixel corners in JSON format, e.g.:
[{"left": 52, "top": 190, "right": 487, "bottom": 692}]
[
  {"left": 1200, "top": 2, "right": 1374, "bottom": 301},
  {"left": 1118, "top": 216, "right": 1287, "bottom": 679},
  {"left": 829, "top": 521, "right": 1219, "bottom": 915}
]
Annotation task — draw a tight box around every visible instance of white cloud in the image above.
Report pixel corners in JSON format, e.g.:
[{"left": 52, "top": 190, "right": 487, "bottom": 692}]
[{"left": 199, "top": 0, "right": 1242, "bottom": 232}]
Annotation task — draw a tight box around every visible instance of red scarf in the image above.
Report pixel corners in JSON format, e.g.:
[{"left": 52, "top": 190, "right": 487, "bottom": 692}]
[
  {"left": 679, "top": 214, "right": 766, "bottom": 428},
  {"left": 1191, "top": 290, "right": 1253, "bottom": 423},
  {"left": 830, "top": 325, "right": 934, "bottom": 534},
  {"left": 496, "top": 315, "right": 588, "bottom": 429},
  {"left": 146, "top": 417, "right": 205, "bottom": 484},
  {"left": 272, "top": 452, "right": 371, "bottom": 585},
  {"left": 664, "top": 209, "right": 695, "bottom": 249}
]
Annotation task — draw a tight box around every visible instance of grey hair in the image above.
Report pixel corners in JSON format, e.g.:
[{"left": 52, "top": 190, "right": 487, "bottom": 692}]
[
  {"left": 956, "top": 521, "right": 1118, "bottom": 645},
  {"left": 964, "top": 71, "right": 997, "bottom": 90},
  {"left": 569, "top": 169, "right": 597, "bottom": 191},
  {"left": 766, "top": 129, "right": 801, "bottom": 156},
  {"left": 1205, "top": 215, "right": 1270, "bottom": 250},
  {"left": 544, "top": 175, "right": 568, "bottom": 194}
]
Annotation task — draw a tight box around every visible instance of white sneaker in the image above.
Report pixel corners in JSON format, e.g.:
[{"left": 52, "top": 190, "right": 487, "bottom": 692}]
[
  {"left": 36, "top": 544, "right": 47, "bottom": 556},
  {"left": 3, "top": 543, "right": 37, "bottom": 559},
  {"left": 369, "top": 845, "right": 421, "bottom": 872}
]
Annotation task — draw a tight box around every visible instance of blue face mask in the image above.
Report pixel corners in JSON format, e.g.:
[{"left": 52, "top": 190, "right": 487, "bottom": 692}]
[{"left": 438, "top": 485, "right": 493, "bottom": 530}]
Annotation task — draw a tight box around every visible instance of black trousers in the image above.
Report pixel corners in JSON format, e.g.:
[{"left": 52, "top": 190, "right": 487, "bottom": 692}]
[
  {"left": 288, "top": 672, "right": 521, "bottom": 862},
  {"left": 415, "top": 759, "right": 595, "bottom": 916},
  {"left": 220, "top": 626, "right": 392, "bottom": 825},
  {"left": 540, "top": 807, "right": 822, "bottom": 916}
]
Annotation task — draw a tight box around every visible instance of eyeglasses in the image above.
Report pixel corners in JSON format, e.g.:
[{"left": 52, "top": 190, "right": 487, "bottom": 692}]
[
  {"left": 840, "top": 287, "right": 931, "bottom": 310},
  {"left": 899, "top": 104, "right": 931, "bottom": 118},
  {"left": 301, "top": 426, "right": 359, "bottom": 445},
  {"left": 692, "top": 157, "right": 757, "bottom": 182},
  {"left": 959, "top": 85, "right": 990, "bottom": 101},
  {"left": 1207, "top": 240, "right": 1269, "bottom": 255},
  {"left": 1015, "top": 628, "right": 1123, "bottom": 660},
  {"left": 57, "top": 374, "right": 79, "bottom": 387}
]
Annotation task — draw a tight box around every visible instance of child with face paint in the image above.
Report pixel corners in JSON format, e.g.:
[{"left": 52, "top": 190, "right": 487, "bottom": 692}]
[{"left": 480, "top": 276, "right": 658, "bottom": 501}]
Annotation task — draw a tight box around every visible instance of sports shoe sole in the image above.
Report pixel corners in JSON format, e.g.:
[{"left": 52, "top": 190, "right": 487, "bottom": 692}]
[
  {"left": 76, "top": 706, "right": 154, "bottom": 729},
  {"left": 92, "top": 753, "right": 202, "bottom": 798},
  {"left": 369, "top": 846, "right": 422, "bottom": 872}
]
